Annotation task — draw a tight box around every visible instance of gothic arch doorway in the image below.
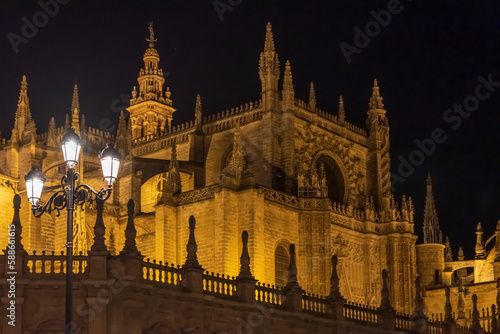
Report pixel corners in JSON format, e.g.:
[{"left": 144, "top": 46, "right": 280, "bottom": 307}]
[{"left": 314, "top": 155, "right": 345, "bottom": 203}]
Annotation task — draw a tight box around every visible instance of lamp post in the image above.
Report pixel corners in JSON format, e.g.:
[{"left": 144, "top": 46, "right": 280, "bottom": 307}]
[{"left": 24, "top": 128, "right": 121, "bottom": 333}]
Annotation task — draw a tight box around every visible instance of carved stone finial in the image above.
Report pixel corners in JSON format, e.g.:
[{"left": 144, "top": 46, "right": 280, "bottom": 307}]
[
  {"left": 444, "top": 285, "right": 453, "bottom": 322},
  {"left": 471, "top": 294, "right": 481, "bottom": 331},
  {"left": 380, "top": 269, "right": 392, "bottom": 310},
  {"left": 120, "top": 199, "right": 140, "bottom": 256},
  {"left": 475, "top": 222, "right": 486, "bottom": 259},
  {"left": 238, "top": 231, "right": 252, "bottom": 278},
  {"left": 414, "top": 276, "right": 425, "bottom": 315},
  {"left": 445, "top": 237, "right": 453, "bottom": 262},
  {"left": 90, "top": 198, "right": 107, "bottom": 253},
  {"left": 491, "top": 304, "right": 498, "bottom": 333},
  {"left": 184, "top": 216, "right": 200, "bottom": 268},
  {"left": 286, "top": 244, "right": 300, "bottom": 290},
  {"left": 329, "top": 255, "right": 343, "bottom": 299}
]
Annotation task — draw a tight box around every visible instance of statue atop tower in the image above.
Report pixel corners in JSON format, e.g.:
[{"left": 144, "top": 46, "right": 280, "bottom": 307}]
[{"left": 128, "top": 22, "right": 176, "bottom": 140}]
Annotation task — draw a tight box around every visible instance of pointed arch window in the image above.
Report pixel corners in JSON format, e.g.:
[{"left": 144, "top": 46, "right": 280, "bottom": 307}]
[{"left": 275, "top": 244, "right": 289, "bottom": 287}]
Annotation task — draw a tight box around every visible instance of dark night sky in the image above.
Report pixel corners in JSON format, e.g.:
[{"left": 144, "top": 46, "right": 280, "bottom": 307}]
[{"left": 1, "top": 0, "right": 500, "bottom": 258}]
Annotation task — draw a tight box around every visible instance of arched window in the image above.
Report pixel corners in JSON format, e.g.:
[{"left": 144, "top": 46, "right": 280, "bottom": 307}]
[
  {"left": 275, "top": 244, "right": 289, "bottom": 287},
  {"left": 315, "top": 155, "right": 345, "bottom": 203}
]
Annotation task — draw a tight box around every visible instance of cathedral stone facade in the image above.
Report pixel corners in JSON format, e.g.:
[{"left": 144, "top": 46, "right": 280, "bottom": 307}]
[{"left": 0, "top": 23, "right": 498, "bottom": 333}]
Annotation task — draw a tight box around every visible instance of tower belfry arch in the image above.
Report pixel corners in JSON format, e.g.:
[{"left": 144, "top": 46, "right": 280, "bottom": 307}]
[{"left": 128, "top": 22, "right": 176, "bottom": 140}]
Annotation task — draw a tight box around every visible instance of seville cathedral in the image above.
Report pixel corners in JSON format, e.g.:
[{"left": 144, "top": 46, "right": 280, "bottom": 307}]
[{"left": 0, "top": 22, "right": 499, "bottom": 334}]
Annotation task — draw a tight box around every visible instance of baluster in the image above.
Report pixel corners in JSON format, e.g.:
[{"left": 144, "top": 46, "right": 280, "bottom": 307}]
[{"left": 41, "top": 251, "right": 46, "bottom": 274}]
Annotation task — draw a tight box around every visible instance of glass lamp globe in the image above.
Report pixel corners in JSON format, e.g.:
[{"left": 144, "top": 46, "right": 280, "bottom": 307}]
[
  {"left": 99, "top": 145, "right": 122, "bottom": 186},
  {"left": 25, "top": 168, "right": 46, "bottom": 206},
  {"left": 61, "top": 128, "right": 81, "bottom": 168}
]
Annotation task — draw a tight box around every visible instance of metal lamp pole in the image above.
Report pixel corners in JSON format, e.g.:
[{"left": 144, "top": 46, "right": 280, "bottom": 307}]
[{"left": 25, "top": 129, "right": 121, "bottom": 333}]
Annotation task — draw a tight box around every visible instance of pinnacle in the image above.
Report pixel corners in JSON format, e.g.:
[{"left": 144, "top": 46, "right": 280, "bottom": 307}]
[
  {"left": 71, "top": 84, "right": 80, "bottom": 114},
  {"left": 264, "top": 22, "right": 275, "bottom": 53},
  {"left": 373, "top": 78, "right": 378, "bottom": 87},
  {"left": 426, "top": 172, "right": 432, "bottom": 185}
]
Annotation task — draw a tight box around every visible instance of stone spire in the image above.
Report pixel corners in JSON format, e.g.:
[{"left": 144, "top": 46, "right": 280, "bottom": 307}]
[
  {"left": 475, "top": 222, "right": 486, "bottom": 259},
  {"left": 120, "top": 199, "right": 141, "bottom": 256},
  {"left": 195, "top": 94, "right": 202, "bottom": 131},
  {"left": 12, "top": 75, "right": 35, "bottom": 144},
  {"left": 380, "top": 269, "right": 392, "bottom": 310},
  {"left": 338, "top": 95, "right": 346, "bottom": 125},
  {"left": 368, "top": 79, "right": 385, "bottom": 112},
  {"left": 444, "top": 237, "right": 453, "bottom": 262},
  {"left": 308, "top": 82, "right": 316, "bottom": 112},
  {"left": 47, "top": 117, "right": 57, "bottom": 147},
  {"left": 166, "top": 141, "right": 181, "bottom": 195},
  {"left": 238, "top": 231, "right": 252, "bottom": 278},
  {"left": 71, "top": 84, "right": 80, "bottom": 135},
  {"left": 282, "top": 60, "right": 294, "bottom": 111},
  {"left": 329, "top": 255, "right": 343, "bottom": 299},
  {"left": 259, "top": 22, "right": 280, "bottom": 111},
  {"left": 423, "top": 173, "right": 443, "bottom": 244},
  {"left": 183, "top": 216, "right": 201, "bottom": 269},
  {"left": 90, "top": 198, "right": 107, "bottom": 253},
  {"left": 286, "top": 244, "right": 300, "bottom": 290}
]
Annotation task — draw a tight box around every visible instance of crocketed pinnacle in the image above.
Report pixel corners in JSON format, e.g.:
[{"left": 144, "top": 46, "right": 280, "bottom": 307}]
[{"left": 423, "top": 173, "right": 443, "bottom": 244}]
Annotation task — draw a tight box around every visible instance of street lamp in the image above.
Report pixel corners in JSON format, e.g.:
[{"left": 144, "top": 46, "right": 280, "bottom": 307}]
[{"left": 24, "top": 128, "right": 121, "bottom": 333}]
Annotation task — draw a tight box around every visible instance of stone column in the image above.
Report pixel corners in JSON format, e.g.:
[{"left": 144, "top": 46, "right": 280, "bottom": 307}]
[{"left": 378, "top": 269, "right": 395, "bottom": 330}]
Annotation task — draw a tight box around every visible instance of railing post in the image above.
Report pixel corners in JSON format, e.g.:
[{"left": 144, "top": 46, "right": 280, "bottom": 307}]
[
  {"left": 181, "top": 216, "right": 204, "bottom": 294},
  {"left": 283, "top": 244, "right": 303, "bottom": 312},
  {"left": 88, "top": 198, "right": 110, "bottom": 280},
  {"left": 411, "top": 276, "right": 428, "bottom": 334},
  {"left": 378, "top": 269, "right": 395, "bottom": 330},
  {"left": 236, "top": 231, "right": 256, "bottom": 303},
  {"left": 114, "top": 199, "right": 144, "bottom": 279},
  {"left": 443, "top": 285, "right": 457, "bottom": 334},
  {"left": 470, "top": 294, "right": 484, "bottom": 334},
  {"left": 326, "top": 255, "right": 345, "bottom": 320}
]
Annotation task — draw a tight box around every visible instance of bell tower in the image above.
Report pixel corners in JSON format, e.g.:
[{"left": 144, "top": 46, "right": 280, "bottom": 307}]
[{"left": 128, "top": 22, "right": 175, "bottom": 140}]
